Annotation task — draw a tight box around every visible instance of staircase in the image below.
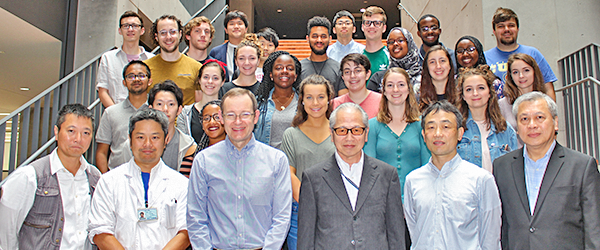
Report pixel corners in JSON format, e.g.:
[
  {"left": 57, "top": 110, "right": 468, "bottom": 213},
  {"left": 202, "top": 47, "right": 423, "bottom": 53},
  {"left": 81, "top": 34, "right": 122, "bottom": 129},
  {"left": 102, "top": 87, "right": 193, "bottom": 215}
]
[{"left": 278, "top": 39, "right": 368, "bottom": 61}]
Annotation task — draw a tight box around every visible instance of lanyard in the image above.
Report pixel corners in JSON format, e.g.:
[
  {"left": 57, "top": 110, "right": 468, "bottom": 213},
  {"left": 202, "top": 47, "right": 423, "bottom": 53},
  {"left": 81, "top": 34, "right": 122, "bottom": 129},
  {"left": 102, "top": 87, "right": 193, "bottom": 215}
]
[
  {"left": 340, "top": 172, "right": 359, "bottom": 190},
  {"left": 141, "top": 172, "right": 150, "bottom": 208}
]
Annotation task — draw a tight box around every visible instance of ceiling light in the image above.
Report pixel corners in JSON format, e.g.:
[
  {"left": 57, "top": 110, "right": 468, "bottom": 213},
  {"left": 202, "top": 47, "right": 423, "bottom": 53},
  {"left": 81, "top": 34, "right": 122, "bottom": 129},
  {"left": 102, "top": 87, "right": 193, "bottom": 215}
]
[
  {"left": 277, "top": 9, "right": 282, "bottom": 13},
  {"left": 360, "top": 8, "right": 366, "bottom": 13},
  {"left": 363, "top": 0, "right": 368, "bottom": 3},
  {"left": 282, "top": 34, "right": 287, "bottom": 37},
  {"left": 20, "top": 87, "right": 29, "bottom": 91}
]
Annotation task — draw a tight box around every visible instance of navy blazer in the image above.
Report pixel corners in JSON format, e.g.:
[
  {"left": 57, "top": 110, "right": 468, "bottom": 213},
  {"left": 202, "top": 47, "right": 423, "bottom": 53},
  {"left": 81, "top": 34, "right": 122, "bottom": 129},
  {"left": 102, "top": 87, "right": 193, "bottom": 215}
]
[
  {"left": 493, "top": 143, "right": 600, "bottom": 250},
  {"left": 209, "top": 42, "right": 236, "bottom": 79}
]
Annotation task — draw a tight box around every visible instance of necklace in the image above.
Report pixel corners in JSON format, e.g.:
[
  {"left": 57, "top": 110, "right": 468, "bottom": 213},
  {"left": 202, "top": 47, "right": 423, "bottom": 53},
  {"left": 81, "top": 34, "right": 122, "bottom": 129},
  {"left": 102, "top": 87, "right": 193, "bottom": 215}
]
[
  {"left": 273, "top": 93, "right": 294, "bottom": 111},
  {"left": 309, "top": 57, "right": 329, "bottom": 76}
]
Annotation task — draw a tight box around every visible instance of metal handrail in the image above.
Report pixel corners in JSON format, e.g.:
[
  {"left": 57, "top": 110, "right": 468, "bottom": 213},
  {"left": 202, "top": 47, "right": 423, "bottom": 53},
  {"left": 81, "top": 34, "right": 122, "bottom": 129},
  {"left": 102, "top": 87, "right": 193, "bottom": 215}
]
[
  {"left": 555, "top": 76, "right": 600, "bottom": 92},
  {"left": 397, "top": 3, "right": 418, "bottom": 24},
  {"left": 558, "top": 43, "right": 600, "bottom": 62}
]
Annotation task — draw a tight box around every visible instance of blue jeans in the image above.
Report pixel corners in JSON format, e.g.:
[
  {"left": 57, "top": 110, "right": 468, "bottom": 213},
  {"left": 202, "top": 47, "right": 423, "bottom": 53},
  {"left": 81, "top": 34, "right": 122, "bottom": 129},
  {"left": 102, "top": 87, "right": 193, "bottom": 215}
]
[{"left": 287, "top": 201, "right": 298, "bottom": 250}]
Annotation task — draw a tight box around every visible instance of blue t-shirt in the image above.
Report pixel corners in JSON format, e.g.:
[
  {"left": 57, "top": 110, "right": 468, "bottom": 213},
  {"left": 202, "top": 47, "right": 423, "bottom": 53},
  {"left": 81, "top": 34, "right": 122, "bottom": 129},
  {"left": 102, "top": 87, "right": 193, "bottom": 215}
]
[{"left": 484, "top": 44, "right": 557, "bottom": 84}]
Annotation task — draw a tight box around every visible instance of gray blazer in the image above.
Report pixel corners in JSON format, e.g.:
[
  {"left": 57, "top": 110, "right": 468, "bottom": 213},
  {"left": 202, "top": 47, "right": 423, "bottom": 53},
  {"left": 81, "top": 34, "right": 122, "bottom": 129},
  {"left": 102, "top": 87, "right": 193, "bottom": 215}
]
[
  {"left": 297, "top": 154, "right": 406, "bottom": 250},
  {"left": 493, "top": 143, "right": 600, "bottom": 250}
]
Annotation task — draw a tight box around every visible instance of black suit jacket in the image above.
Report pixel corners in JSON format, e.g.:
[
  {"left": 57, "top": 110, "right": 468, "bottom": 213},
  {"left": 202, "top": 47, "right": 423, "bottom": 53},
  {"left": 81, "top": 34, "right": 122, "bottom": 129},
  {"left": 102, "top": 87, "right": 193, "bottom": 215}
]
[
  {"left": 297, "top": 155, "right": 406, "bottom": 250},
  {"left": 493, "top": 143, "right": 600, "bottom": 249}
]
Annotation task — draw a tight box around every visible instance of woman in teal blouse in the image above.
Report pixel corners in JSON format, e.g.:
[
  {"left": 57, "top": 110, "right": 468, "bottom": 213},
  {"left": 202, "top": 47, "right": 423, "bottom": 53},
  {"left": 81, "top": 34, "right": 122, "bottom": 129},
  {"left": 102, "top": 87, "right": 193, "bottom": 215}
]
[{"left": 363, "top": 67, "right": 430, "bottom": 195}]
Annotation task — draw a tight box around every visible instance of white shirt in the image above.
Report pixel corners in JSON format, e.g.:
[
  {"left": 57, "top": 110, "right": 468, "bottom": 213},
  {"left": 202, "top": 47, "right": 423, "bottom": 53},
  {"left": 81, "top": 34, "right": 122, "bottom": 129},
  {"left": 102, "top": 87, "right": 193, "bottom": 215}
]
[
  {"left": 96, "top": 46, "right": 154, "bottom": 104},
  {"left": 404, "top": 154, "right": 502, "bottom": 250},
  {"left": 475, "top": 120, "right": 493, "bottom": 173},
  {"left": 88, "top": 159, "right": 188, "bottom": 249},
  {"left": 0, "top": 149, "right": 96, "bottom": 250},
  {"left": 334, "top": 150, "right": 364, "bottom": 210},
  {"left": 226, "top": 43, "right": 237, "bottom": 81}
]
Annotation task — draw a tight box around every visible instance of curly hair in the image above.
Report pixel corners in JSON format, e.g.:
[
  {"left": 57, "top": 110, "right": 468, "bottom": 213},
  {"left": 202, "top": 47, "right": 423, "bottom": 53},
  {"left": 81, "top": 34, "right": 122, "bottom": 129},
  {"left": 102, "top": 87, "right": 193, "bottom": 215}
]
[
  {"left": 255, "top": 51, "right": 302, "bottom": 106},
  {"left": 183, "top": 16, "right": 214, "bottom": 46},
  {"left": 234, "top": 33, "right": 262, "bottom": 59},
  {"left": 197, "top": 100, "right": 223, "bottom": 151},
  {"left": 151, "top": 15, "right": 183, "bottom": 46},
  {"left": 291, "top": 74, "right": 334, "bottom": 127},
  {"left": 376, "top": 67, "right": 420, "bottom": 124},
  {"left": 504, "top": 53, "right": 546, "bottom": 104},
  {"left": 456, "top": 65, "right": 507, "bottom": 132},
  {"left": 419, "top": 45, "right": 457, "bottom": 111}
]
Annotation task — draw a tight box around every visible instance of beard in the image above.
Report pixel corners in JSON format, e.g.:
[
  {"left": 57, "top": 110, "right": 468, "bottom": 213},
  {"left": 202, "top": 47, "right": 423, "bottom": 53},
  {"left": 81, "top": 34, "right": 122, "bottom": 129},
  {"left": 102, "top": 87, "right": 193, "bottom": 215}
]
[
  {"left": 500, "top": 36, "right": 516, "bottom": 46},
  {"left": 160, "top": 40, "right": 180, "bottom": 53},
  {"left": 310, "top": 42, "right": 328, "bottom": 56},
  {"left": 128, "top": 85, "right": 148, "bottom": 95}
]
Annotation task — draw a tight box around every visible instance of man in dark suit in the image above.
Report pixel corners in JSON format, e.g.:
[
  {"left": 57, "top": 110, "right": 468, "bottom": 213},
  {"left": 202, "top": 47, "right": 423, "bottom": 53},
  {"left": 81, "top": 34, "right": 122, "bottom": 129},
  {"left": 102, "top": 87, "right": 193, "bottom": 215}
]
[
  {"left": 297, "top": 102, "right": 406, "bottom": 250},
  {"left": 209, "top": 10, "right": 248, "bottom": 81},
  {"left": 493, "top": 91, "right": 600, "bottom": 249}
]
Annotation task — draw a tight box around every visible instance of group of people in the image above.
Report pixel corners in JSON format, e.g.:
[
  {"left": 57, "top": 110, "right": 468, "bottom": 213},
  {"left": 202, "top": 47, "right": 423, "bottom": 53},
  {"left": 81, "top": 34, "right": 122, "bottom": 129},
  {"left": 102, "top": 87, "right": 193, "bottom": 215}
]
[{"left": 0, "top": 4, "right": 599, "bottom": 250}]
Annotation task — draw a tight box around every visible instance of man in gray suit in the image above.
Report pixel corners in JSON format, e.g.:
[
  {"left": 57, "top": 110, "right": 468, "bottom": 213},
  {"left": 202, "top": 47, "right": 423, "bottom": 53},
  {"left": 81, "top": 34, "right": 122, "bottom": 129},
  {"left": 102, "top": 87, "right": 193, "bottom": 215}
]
[
  {"left": 493, "top": 91, "right": 600, "bottom": 249},
  {"left": 297, "top": 102, "right": 406, "bottom": 250}
]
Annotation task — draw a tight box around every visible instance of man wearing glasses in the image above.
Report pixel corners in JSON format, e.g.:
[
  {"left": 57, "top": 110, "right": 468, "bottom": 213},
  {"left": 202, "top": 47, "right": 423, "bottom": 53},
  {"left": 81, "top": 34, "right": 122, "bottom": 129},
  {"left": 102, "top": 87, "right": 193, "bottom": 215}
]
[
  {"left": 97, "top": 11, "right": 154, "bottom": 108},
  {"left": 416, "top": 14, "right": 457, "bottom": 71},
  {"left": 404, "top": 101, "right": 501, "bottom": 249},
  {"left": 297, "top": 102, "right": 406, "bottom": 249},
  {"left": 361, "top": 6, "right": 389, "bottom": 73},
  {"left": 144, "top": 15, "right": 202, "bottom": 106},
  {"left": 187, "top": 88, "right": 292, "bottom": 250},
  {"left": 96, "top": 60, "right": 151, "bottom": 173},
  {"left": 327, "top": 10, "right": 365, "bottom": 63}
]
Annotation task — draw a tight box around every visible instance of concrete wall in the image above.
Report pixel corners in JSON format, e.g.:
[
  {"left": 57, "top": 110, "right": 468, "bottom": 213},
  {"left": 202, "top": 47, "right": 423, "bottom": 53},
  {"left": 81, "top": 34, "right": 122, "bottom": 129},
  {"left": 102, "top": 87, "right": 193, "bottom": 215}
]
[{"left": 73, "top": 0, "right": 193, "bottom": 68}]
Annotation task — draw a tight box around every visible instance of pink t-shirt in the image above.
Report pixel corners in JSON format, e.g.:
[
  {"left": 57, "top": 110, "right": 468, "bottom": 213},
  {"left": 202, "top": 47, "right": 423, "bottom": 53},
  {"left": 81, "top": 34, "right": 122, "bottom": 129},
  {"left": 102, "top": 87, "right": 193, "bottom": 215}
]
[{"left": 332, "top": 91, "right": 382, "bottom": 119}]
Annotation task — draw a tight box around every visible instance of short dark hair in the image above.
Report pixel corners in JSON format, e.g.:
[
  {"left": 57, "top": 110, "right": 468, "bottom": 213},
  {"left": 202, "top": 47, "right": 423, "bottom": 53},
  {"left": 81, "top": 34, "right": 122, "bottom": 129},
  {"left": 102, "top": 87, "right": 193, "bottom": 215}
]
[
  {"left": 129, "top": 107, "right": 169, "bottom": 137},
  {"left": 492, "top": 7, "right": 519, "bottom": 30},
  {"left": 417, "top": 14, "right": 440, "bottom": 30},
  {"left": 257, "top": 27, "right": 279, "bottom": 48},
  {"left": 122, "top": 60, "right": 151, "bottom": 79},
  {"left": 340, "top": 53, "right": 371, "bottom": 72},
  {"left": 421, "top": 100, "right": 463, "bottom": 130},
  {"left": 56, "top": 104, "right": 94, "bottom": 131},
  {"left": 119, "top": 10, "right": 143, "bottom": 26},
  {"left": 333, "top": 10, "right": 355, "bottom": 26},
  {"left": 307, "top": 16, "right": 331, "bottom": 35},
  {"left": 148, "top": 80, "right": 184, "bottom": 107},
  {"left": 224, "top": 10, "right": 248, "bottom": 28},
  {"left": 151, "top": 15, "right": 183, "bottom": 45}
]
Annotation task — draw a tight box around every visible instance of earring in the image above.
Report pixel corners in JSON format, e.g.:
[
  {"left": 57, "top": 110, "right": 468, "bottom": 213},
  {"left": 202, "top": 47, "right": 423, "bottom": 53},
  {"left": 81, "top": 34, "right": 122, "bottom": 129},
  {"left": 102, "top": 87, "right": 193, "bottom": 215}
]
[{"left": 302, "top": 102, "right": 305, "bottom": 105}]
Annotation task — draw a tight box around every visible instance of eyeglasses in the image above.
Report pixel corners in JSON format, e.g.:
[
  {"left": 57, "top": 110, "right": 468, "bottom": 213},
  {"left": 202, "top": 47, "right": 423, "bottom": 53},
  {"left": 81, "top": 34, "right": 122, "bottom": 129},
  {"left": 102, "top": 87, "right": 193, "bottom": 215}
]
[
  {"left": 202, "top": 114, "right": 221, "bottom": 122},
  {"left": 121, "top": 23, "right": 142, "bottom": 29},
  {"left": 420, "top": 25, "right": 439, "bottom": 33},
  {"left": 386, "top": 38, "right": 407, "bottom": 46},
  {"left": 224, "top": 112, "right": 254, "bottom": 121},
  {"left": 336, "top": 21, "right": 353, "bottom": 26},
  {"left": 333, "top": 127, "right": 366, "bottom": 136},
  {"left": 125, "top": 73, "right": 148, "bottom": 81},
  {"left": 362, "top": 20, "right": 384, "bottom": 27},
  {"left": 342, "top": 68, "right": 364, "bottom": 76},
  {"left": 158, "top": 29, "right": 179, "bottom": 37},
  {"left": 456, "top": 46, "right": 477, "bottom": 55}
]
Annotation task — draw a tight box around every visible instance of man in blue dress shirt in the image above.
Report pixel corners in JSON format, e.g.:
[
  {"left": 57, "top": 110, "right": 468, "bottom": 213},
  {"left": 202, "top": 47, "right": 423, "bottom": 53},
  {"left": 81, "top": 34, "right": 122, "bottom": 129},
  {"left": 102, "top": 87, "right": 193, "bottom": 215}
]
[{"left": 187, "top": 88, "right": 292, "bottom": 250}]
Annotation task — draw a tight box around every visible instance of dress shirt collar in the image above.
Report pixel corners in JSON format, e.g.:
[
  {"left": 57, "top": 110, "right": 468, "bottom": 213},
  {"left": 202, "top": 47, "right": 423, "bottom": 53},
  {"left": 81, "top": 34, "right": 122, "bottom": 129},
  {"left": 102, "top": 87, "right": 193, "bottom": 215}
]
[
  {"left": 334, "top": 150, "right": 365, "bottom": 172},
  {"left": 224, "top": 134, "right": 257, "bottom": 154},
  {"left": 523, "top": 140, "right": 556, "bottom": 163},
  {"left": 116, "top": 45, "right": 149, "bottom": 57},
  {"left": 427, "top": 153, "right": 462, "bottom": 177},
  {"left": 50, "top": 148, "right": 90, "bottom": 175}
]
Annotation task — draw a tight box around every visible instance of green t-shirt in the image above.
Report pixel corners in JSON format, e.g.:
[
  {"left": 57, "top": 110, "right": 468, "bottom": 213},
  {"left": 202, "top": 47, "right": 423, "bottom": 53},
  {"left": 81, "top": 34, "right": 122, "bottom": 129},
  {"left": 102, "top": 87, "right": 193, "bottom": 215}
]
[{"left": 363, "top": 46, "right": 390, "bottom": 73}]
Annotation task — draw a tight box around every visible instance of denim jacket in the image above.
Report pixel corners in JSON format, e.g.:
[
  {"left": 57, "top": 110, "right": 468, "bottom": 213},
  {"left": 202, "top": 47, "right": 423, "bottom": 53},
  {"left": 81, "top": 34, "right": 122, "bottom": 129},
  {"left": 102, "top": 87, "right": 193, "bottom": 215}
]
[
  {"left": 457, "top": 112, "right": 518, "bottom": 167},
  {"left": 255, "top": 89, "right": 298, "bottom": 144}
]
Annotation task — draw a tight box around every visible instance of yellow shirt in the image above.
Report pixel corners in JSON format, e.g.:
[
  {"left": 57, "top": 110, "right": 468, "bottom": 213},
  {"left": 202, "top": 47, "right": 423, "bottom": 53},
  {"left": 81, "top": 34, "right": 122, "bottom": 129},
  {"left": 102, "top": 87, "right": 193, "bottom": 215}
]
[{"left": 145, "top": 54, "right": 202, "bottom": 105}]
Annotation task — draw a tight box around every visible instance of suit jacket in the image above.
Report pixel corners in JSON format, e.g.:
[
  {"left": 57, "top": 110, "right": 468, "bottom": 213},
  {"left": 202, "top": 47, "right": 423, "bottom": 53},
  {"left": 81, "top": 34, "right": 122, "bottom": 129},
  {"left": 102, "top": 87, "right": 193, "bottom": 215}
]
[
  {"left": 209, "top": 42, "right": 236, "bottom": 79},
  {"left": 297, "top": 154, "right": 406, "bottom": 250},
  {"left": 493, "top": 143, "right": 600, "bottom": 250}
]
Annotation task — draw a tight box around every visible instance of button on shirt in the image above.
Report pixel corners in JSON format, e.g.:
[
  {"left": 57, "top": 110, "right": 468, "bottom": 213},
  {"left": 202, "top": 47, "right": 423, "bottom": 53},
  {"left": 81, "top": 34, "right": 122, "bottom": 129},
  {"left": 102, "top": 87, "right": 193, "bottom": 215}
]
[
  {"left": 326, "top": 40, "right": 366, "bottom": 62},
  {"left": 187, "top": 135, "right": 292, "bottom": 250},
  {"left": 524, "top": 140, "right": 556, "bottom": 215},
  {"left": 0, "top": 149, "right": 93, "bottom": 250},
  {"left": 334, "top": 151, "right": 364, "bottom": 210},
  {"left": 404, "top": 154, "right": 502, "bottom": 250}
]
